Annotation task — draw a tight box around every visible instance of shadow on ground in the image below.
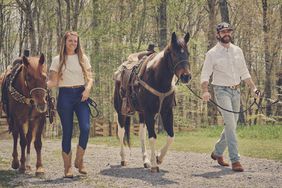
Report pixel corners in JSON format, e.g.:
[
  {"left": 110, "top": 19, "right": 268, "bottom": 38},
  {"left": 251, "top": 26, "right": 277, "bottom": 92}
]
[
  {"left": 100, "top": 164, "right": 178, "bottom": 186},
  {"left": 192, "top": 166, "right": 235, "bottom": 179}
]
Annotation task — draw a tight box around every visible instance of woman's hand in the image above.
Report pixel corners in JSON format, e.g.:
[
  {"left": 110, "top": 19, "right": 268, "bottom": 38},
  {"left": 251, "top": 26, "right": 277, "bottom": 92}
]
[
  {"left": 47, "top": 71, "right": 58, "bottom": 89},
  {"left": 81, "top": 87, "right": 90, "bottom": 101}
]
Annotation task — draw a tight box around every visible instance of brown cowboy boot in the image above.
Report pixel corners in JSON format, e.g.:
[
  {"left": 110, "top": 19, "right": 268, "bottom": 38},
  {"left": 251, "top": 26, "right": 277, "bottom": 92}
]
[
  {"left": 211, "top": 152, "right": 229, "bottom": 166},
  {"left": 62, "top": 151, "right": 73, "bottom": 178},
  {"left": 232, "top": 161, "right": 244, "bottom": 172},
  {"left": 74, "top": 145, "right": 87, "bottom": 174}
]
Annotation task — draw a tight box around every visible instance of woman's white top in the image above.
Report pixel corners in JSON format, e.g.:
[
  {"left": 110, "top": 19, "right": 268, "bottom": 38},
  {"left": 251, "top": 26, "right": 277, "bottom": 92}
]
[{"left": 50, "top": 54, "right": 91, "bottom": 87}]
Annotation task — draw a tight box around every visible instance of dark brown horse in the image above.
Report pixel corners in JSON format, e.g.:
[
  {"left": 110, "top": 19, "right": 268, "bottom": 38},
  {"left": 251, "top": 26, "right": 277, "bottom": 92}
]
[
  {"left": 1, "top": 54, "right": 48, "bottom": 175},
  {"left": 114, "top": 32, "right": 191, "bottom": 172}
]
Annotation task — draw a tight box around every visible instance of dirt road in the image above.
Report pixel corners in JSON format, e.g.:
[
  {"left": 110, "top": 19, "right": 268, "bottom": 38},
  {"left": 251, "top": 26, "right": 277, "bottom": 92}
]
[{"left": 0, "top": 139, "right": 281, "bottom": 188}]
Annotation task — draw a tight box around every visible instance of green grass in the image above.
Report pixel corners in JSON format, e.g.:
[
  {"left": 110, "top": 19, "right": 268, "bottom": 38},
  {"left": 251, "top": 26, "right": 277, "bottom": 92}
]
[{"left": 88, "top": 125, "right": 282, "bottom": 162}]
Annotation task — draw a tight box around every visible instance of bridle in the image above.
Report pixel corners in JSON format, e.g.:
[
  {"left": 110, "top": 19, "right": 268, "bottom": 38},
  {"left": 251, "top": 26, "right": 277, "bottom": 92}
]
[
  {"left": 9, "top": 63, "right": 48, "bottom": 113},
  {"left": 29, "top": 87, "right": 48, "bottom": 98},
  {"left": 167, "top": 50, "right": 189, "bottom": 76}
]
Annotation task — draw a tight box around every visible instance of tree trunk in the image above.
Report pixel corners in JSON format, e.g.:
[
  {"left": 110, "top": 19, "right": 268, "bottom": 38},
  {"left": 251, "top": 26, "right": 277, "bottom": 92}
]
[
  {"left": 16, "top": 0, "right": 37, "bottom": 55},
  {"left": 0, "top": 0, "right": 3, "bottom": 56},
  {"left": 262, "top": 0, "right": 272, "bottom": 116},
  {"left": 157, "top": 0, "right": 167, "bottom": 132},
  {"left": 56, "top": 0, "right": 63, "bottom": 53},
  {"left": 65, "top": 0, "right": 71, "bottom": 31},
  {"left": 18, "top": 9, "right": 24, "bottom": 56},
  {"left": 276, "top": 72, "right": 282, "bottom": 119},
  {"left": 158, "top": 0, "right": 167, "bottom": 49},
  {"left": 207, "top": 0, "right": 218, "bottom": 125},
  {"left": 218, "top": 0, "right": 230, "bottom": 23},
  {"left": 72, "top": 0, "right": 85, "bottom": 31},
  {"left": 137, "top": 0, "right": 147, "bottom": 50},
  {"left": 91, "top": 0, "right": 101, "bottom": 105}
]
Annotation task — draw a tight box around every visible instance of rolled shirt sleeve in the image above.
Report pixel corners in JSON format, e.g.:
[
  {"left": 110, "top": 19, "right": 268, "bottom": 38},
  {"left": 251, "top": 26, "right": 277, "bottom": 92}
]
[
  {"left": 200, "top": 52, "right": 214, "bottom": 84},
  {"left": 238, "top": 49, "right": 251, "bottom": 80}
]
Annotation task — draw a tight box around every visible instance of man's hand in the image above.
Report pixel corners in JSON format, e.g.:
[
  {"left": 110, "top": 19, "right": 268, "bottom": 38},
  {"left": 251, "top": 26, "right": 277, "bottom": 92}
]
[
  {"left": 253, "top": 89, "right": 261, "bottom": 100},
  {"left": 202, "top": 91, "right": 211, "bottom": 102}
]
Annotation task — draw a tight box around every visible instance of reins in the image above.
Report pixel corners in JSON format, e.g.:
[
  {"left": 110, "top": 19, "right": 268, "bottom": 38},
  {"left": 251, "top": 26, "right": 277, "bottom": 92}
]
[
  {"left": 184, "top": 84, "right": 258, "bottom": 114},
  {"left": 183, "top": 83, "right": 280, "bottom": 114},
  {"left": 87, "top": 97, "right": 100, "bottom": 118}
]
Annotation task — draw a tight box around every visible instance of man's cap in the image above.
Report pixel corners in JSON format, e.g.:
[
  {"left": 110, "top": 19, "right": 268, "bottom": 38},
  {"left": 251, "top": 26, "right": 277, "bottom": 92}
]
[{"left": 216, "top": 22, "right": 233, "bottom": 32}]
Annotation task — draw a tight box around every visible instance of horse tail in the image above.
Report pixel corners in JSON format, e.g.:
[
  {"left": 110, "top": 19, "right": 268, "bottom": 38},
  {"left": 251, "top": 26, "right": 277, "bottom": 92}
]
[
  {"left": 117, "top": 112, "right": 131, "bottom": 147},
  {"left": 124, "top": 116, "right": 131, "bottom": 147}
]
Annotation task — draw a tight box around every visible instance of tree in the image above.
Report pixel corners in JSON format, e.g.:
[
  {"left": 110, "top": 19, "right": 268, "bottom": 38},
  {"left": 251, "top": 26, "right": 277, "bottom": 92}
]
[
  {"left": 219, "top": 0, "right": 230, "bottom": 23},
  {"left": 158, "top": 0, "right": 167, "bottom": 49},
  {"left": 15, "top": 0, "right": 37, "bottom": 55},
  {"left": 262, "top": 0, "right": 272, "bottom": 116},
  {"left": 206, "top": 0, "right": 218, "bottom": 125}
]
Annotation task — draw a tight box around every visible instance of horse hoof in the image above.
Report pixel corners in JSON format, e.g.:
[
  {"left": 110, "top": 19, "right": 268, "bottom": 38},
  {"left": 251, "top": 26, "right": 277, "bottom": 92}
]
[
  {"left": 26, "top": 165, "right": 32, "bottom": 171},
  {"left": 19, "top": 167, "right": 26, "bottom": 173},
  {"left": 156, "top": 156, "right": 162, "bottom": 165},
  {"left": 150, "top": 167, "right": 160, "bottom": 173},
  {"left": 144, "top": 163, "right": 151, "bottom": 168},
  {"left": 35, "top": 167, "right": 45, "bottom": 176},
  {"left": 35, "top": 171, "right": 45, "bottom": 177},
  {"left": 121, "top": 161, "right": 127, "bottom": 166},
  {"left": 11, "top": 161, "right": 20, "bottom": 169}
]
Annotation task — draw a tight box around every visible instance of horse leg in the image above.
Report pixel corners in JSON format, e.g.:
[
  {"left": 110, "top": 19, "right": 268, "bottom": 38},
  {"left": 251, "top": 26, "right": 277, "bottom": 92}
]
[
  {"left": 19, "top": 130, "right": 27, "bottom": 173},
  {"left": 26, "top": 129, "right": 32, "bottom": 171},
  {"left": 138, "top": 113, "right": 150, "bottom": 168},
  {"left": 11, "top": 131, "right": 20, "bottom": 169},
  {"left": 145, "top": 114, "right": 159, "bottom": 172},
  {"left": 157, "top": 108, "right": 174, "bottom": 165},
  {"left": 34, "top": 124, "right": 45, "bottom": 176},
  {"left": 117, "top": 113, "right": 128, "bottom": 166}
]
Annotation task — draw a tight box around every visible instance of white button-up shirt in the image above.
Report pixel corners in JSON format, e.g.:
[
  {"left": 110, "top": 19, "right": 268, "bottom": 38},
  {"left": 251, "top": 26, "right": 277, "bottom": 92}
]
[{"left": 200, "top": 42, "right": 251, "bottom": 86}]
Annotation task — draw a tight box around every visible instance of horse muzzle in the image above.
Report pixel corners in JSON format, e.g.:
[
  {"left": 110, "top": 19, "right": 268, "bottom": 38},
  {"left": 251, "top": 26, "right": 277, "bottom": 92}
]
[
  {"left": 35, "top": 104, "right": 48, "bottom": 113},
  {"left": 180, "top": 73, "right": 192, "bottom": 83}
]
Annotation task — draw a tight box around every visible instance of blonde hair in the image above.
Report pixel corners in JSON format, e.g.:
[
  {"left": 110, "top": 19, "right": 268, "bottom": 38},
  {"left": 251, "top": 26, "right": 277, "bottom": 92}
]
[{"left": 57, "top": 31, "right": 90, "bottom": 83}]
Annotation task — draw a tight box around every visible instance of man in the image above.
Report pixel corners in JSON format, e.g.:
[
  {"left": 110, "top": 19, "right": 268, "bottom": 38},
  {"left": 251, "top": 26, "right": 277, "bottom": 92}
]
[{"left": 200, "top": 22, "right": 260, "bottom": 172}]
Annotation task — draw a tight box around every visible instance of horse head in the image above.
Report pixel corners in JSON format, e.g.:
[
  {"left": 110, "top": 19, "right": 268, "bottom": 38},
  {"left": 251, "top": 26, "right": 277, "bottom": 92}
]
[
  {"left": 166, "top": 32, "right": 191, "bottom": 83},
  {"left": 22, "top": 54, "right": 48, "bottom": 113}
]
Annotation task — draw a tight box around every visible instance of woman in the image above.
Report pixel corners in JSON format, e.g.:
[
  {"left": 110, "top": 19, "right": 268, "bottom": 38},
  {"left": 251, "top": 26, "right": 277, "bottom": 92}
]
[{"left": 47, "top": 31, "right": 93, "bottom": 178}]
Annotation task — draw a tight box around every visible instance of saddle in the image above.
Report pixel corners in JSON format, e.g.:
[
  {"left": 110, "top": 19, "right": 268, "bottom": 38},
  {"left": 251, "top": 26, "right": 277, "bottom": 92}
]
[
  {"left": 114, "top": 48, "right": 156, "bottom": 116},
  {"left": 1, "top": 63, "right": 22, "bottom": 131}
]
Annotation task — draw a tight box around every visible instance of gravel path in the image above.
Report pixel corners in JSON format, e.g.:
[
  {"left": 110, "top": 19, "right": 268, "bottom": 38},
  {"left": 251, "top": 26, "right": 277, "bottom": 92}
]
[{"left": 0, "top": 139, "right": 281, "bottom": 188}]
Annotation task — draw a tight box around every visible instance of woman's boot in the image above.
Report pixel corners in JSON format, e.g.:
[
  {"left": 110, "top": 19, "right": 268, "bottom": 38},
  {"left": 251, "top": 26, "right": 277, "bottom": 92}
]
[
  {"left": 74, "top": 145, "right": 87, "bottom": 174},
  {"left": 62, "top": 151, "right": 73, "bottom": 178}
]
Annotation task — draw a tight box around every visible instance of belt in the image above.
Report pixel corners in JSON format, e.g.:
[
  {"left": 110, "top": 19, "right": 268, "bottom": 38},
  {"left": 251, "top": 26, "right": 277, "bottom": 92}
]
[
  {"left": 60, "top": 85, "right": 84, "bottom": 89},
  {"left": 226, "top": 85, "right": 240, "bottom": 90}
]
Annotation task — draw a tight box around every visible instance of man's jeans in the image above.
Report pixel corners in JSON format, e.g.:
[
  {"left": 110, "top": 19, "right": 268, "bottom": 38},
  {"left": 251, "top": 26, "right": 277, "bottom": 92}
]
[
  {"left": 57, "top": 87, "right": 91, "bottom": 154},
  {"left": 213, "top": 85, "right": 240, "bottom": 163}
]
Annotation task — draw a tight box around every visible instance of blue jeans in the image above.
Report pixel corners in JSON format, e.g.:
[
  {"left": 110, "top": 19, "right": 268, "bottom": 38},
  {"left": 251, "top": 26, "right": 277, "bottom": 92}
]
[
  {"left": 213, "top": 85, "right": 240, "bottom": 163},
  {"left": 57, "top": 87, "right": 90, "bottom": 154}
]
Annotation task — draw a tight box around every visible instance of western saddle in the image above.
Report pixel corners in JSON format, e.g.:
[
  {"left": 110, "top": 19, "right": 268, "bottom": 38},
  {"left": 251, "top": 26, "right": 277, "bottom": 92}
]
[{"left": 114, "top": 44, "right": 156, "bottom": 115}]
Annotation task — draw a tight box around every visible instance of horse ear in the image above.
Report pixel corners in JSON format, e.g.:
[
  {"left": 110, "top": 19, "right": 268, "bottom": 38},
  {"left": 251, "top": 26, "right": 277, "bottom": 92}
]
[
  {"left": 184, "top": 32, "right": 190, "bottom": 44},
  {"left": 22, "top": 56, "right": 29, "bottom": 67},
  {"left": 171, "top": 32, "right": 178, "bottom": 48},
  {"left": 39, "top": 53, "right": 45, "bottom": 65}
]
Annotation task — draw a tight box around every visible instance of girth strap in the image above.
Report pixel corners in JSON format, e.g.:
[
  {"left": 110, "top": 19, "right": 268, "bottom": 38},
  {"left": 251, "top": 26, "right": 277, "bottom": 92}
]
[{"left": 137, "top": 78, "right": 175, "bottom": 126}]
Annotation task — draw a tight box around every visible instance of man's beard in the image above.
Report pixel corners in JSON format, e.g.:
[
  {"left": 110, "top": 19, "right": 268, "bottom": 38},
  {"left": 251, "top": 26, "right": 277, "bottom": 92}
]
[{"left": 219, "top": 35, "right": 232, "bottom": 43}]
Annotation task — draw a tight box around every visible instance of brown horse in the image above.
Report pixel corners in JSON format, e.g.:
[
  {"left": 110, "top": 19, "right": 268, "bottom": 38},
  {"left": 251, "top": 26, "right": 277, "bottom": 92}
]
[
  {"left": 1, "top": 54, "right": 48, "bottom": 175},
  {"left": 114, "top": 32, "right": 191, "bottom": 172}
]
